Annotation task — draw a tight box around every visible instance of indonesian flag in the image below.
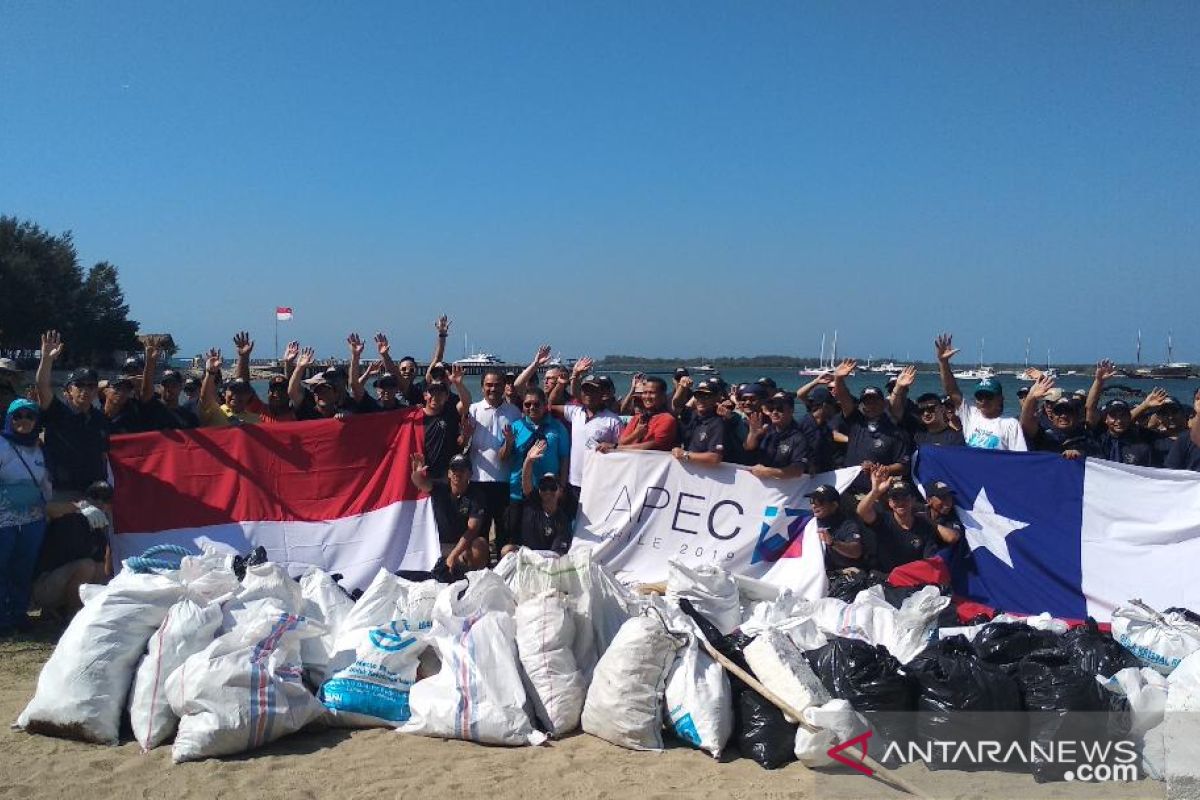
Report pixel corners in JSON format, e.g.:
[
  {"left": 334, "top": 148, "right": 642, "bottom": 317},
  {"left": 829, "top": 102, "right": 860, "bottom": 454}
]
[
  {"left": 109, "top": 412, "right": 439, "bottom": 590},
  {"left": 276, "top": 306, "right": 293, "bottom": 321}
]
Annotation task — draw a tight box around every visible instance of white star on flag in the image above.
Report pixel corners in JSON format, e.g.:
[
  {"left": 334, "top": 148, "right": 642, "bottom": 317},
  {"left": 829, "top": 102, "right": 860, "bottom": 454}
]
[{"left": 957, "top": 486, "right": 1029, "bottom": 568}]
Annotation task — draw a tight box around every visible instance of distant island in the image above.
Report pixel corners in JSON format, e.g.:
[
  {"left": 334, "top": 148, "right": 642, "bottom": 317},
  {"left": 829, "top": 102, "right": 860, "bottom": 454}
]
[{"left": 595, "top": 355, "right": 1132, "bottom": 373}]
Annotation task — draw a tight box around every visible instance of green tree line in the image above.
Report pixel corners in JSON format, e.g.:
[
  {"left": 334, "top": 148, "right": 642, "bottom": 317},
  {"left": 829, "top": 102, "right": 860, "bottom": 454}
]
[{"left": 0, "top": 216, "right": 140, "bottom": 366}]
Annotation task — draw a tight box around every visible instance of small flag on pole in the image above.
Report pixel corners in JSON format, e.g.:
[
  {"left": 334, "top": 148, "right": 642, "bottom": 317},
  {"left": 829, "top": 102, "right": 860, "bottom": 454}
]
[{"left": 276, "top": 306, "right": 293, "bottom": 321}]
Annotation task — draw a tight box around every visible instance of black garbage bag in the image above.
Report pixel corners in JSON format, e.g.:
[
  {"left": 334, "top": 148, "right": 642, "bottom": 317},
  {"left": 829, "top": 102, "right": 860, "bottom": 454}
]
[
  {"left": 809, "top": 637, "right": 917, "bottom": 761},
  {"left": 232, "top": 545, "right": 269, "bottom": 580},
  {"left": 679, "top": 599, "right": 796, "bottom": 769},
  {"left": 906, "top": 636, "right": 1024, "bottom": 770},
  {"left": 973, "top": 622, "right": 1061, "bottom": 669},
  {"left": 1061, "top": 618, "right": 1141, "bottom": 678},
  {"left": 827, "top": 571, "right": 886, "bottom": 602},
  {"left": 1017, "top": 650, "right": 1112, "bottom": 782}
]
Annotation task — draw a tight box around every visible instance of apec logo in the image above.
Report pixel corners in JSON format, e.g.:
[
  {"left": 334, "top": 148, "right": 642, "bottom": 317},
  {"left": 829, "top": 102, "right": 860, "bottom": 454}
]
[
  {"left": 751, "top": 506, "right": 811, "bottom": 564},
  {"left": 827, "top": 731, "right": 874, "bottom": 776}
]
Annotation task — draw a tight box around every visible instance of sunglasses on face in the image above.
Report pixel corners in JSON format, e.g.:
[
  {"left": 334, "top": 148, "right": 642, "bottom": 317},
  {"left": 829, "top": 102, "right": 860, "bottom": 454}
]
[
  {"left": 73, "top": 382, "right": 98, "bottom": 390},
  {"left": 918, "top": 405, "right": 938, "bottom": 414},
  {"left": 523, "top": 401, "right": 543, "bottom": 409}
]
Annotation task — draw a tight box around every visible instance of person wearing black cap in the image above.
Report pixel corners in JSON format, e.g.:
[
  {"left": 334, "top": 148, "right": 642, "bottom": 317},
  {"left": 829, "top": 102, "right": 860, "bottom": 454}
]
[
  {"left": 198, "top": 347, "right": 263, "bottom": 426},
  {"left": 1020, "top": 377, "right": 1091, "bottom": 458},
  {"left": 671, "top": 371, "right": 694, "bottom": 414},
  {"left": 1164, "top": 388, "right": 1200, "bottom": 472},
  {"left": 411, "top": 451, "right": 489, "bottom": 576},
  {"left": 1139, "top": 391, "right": 1189, "bottom": 466},
  {"left": 99, "top": 374, "right": 145, "bottom": 434},
  {"left": 935, "top": 334, "right": 1027, "bottom": 451},
  {"left": 673, "top": 379, "right": 727, "bottom": 466},
  {"left": 907, "top": 391, "right": 965, "bottom": 448},
  {"left": 831, "top": 359, "right": 910, "bottom": 496},
  {"left": 34, "top": 330, "right": 110, "bottom": 507},
  {"left": 795, "top": 385, "right": 839, "bottom": 474},
  {"left": 746, "top": 391, "right": 809, "bottom": 479},
  {"left": 504, "top": 440, "right": 573, "bottom": 556},
  {"left": 368, "top": 371, "right": 408, "bottom": 412},
  {"left": 138, "top": 339, "right": 199, "bottom": 429},
  {"left": 922, "top": 481, "right": 965, "bottom": 545},
  {"left": 856, "top": 466, "right": 940, "bottom": 573},
  {"left": 0, "top": 357, "right": 25, "bottom": 415},
  {"left": 806, "top": 484, "right": 868, "bottom": 572},
  {"left": 617, "top": 375, "right": 678, "bottom": 451},
  {"left": 554, "top": 360, "right": 622, "bottom": 513},
  {"left": 1085, "top": 361, "right": 1153, "bottom": 466}
]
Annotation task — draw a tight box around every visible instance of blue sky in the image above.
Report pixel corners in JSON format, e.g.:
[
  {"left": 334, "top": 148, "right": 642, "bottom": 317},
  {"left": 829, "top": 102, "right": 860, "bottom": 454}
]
[{"left": 1, "top": 2, "right": 1196, "bottom": 365}]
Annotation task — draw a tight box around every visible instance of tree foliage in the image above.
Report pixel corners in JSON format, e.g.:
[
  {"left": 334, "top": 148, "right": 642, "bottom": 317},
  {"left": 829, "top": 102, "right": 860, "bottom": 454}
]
[{"left": 0, "top": 216, "right": 139, "bottom": 365}]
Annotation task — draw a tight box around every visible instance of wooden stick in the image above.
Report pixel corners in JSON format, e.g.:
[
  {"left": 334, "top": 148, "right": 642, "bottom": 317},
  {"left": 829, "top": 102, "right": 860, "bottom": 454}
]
[{"left": 695, "top": 636, "right": 930, "bottom": 799}]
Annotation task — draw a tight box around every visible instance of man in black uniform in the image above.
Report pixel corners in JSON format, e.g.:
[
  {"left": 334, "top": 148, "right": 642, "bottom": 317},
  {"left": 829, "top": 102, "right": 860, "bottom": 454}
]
[
  {"left": 746, "top": 391, "right": 808, "bottom": 480},
  {"left": 856, "top": 468, "right": 939, "bottom": 574},
  {"left": 922, "top": 480, "right": 965, "bottom": 546},
  {"left": 410, "top": 452, "right": 489, "bottom": 576},
  {"left": 806, "top": 484, "right": 868, "bottom": 573},
  {"left": 1090, "top": 399, "right": 1154, "bottom": 466},
  {"left": 36, "top": 330, "right": 111, "bottom": 506},
  {"left": 673, "top": 379, "right": 727, "bottom": 467},
  {"left": 909, "top": 392, "right": 965, "bottom": 448},
  {"left": 796, "top": 386, "right": 839, "bottom": 474},
  {"left": 833, "top": 367, "right": 910, "bottom": 496},
  {"left": 1021, "top": 380, "right": 1092, "bottom": 458}
]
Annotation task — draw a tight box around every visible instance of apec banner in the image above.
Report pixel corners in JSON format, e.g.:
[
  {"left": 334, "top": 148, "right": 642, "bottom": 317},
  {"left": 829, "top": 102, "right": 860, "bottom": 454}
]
[
  {"left": 571, "top": 450, "right": 860, "bottom": 595},
  {"left": 109, "top": 412, "right": 439, "bottom": 591}
]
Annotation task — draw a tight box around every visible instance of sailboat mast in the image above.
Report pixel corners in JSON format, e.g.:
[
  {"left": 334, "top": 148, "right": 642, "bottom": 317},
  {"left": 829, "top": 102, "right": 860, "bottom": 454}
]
[
  {"left": 1024, "top": 338, "right": 1031, "bottom": 370},
  {"left": 818, "top": 334, "right": 825, "bottom": 370},
  {"left": 831, "top": 331, "right": 838, "bottom": 369},
  {"left": 1168, "top": 330, "right": 1174, "bottom": 363},
  {"left": 1137, "top": 329, "right": 1142, "bottom": 366}
]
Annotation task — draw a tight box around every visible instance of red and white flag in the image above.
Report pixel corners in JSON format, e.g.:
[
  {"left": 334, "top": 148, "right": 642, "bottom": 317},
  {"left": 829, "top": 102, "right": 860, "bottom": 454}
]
[
  {"left": 109, "top": 412, "right": 439, "bottom": 590},
  {"left": 276, "top": 306, "right": 293, "bottom": 321}
]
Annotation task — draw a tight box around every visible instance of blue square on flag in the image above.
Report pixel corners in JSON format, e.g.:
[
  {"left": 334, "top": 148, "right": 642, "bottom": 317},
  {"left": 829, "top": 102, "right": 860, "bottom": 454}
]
[{"left": 915, "top": 446, "right": 1087, "bottom": 619}]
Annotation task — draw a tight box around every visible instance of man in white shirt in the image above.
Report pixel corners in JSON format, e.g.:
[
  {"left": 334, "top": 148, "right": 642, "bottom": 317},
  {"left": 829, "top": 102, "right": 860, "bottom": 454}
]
[
  {"left": 935, "top": 333, "right": 1027, "bottom": 451},
  {"left": 466, "top": 369, "right": 521, "bottom": 557},
  {"left": 552, "top": 365, "right": 622, "bottom": 517}
]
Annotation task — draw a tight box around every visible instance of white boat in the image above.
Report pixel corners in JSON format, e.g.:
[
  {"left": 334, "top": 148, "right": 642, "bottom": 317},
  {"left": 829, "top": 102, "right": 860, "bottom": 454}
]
[
  {"left": 692, "top": 363, "right": 720, "bottom": 374},
  {"left": 869, "top": 361, "right": 906, "bottom": 374},
  {"left": 800, "top": 331, "right": 845, "bottom": 375},
  {"left": 953, "top": 339, "right": 993, "bottom": 381},
  {"left": 455, "top": 352, "right": 505, "bottom": 367}
]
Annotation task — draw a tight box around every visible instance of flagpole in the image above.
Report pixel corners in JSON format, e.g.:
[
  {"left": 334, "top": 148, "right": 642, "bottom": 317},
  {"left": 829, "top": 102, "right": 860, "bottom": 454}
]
[{"left": 275, "top": 313, "right": 279, "bottom": 366}]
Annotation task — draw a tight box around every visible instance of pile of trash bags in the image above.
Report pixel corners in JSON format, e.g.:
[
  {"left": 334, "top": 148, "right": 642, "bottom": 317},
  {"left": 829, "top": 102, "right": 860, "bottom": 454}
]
[{"left": 14, "top": 547, "right": 1200, "bottom": 788}]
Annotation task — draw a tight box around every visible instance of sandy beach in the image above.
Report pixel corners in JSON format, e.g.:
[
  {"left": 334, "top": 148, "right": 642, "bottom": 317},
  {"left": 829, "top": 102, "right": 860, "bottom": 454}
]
[{"left": 0, "top": 620, "right": 1166, "bottom": 800}]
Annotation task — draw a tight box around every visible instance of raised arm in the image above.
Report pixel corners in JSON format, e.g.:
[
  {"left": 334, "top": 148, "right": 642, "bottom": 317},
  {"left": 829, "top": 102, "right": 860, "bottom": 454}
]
[
  {"left": 141, "top": 338, "right": 160, "bottom": 403},
  {"left": 373, "top": 332, "right": 399, "bottom": 378},
  {"left": 888, "top": 366, "right": 916, "bottom": 423},
  {"left": 1020, "top": 374, "right": 1055, "bottom": 440},
  {"left": 200, "top": 348, "right": 223, "bottom": 411},
  {"left": 35, "top": 329, "right": 65, "bottom": 410},
  {"left": 934, "top": 333, "right": 962, "bottom": 406},
  {"left": 353, "top": 360, "right": 381, "bottom": 403},
  {"left": 409, "top": 452, "right": 433, "bottom": 494},
  {"left": 514, "top": 345, "right": 552, "bottom": 395},
  {"left": 447, "top": 364, "right": 470, "bottom": 415},
  {"left": 347, "top": 333, "right": 365, "bottom": 401},
  {"left": 233, "top": 331, "right": 254, "bottom": 383},
  {"left": 281, "top": 340, "right": 299, "bottom": 380},
  {"left": 855, "top": 465, "right": 890, "bottom": 525},
  {"left": 521, "top": 440, "right": 549, "bottom": 496},
  {"left": 288, "top": 347, "right": 315, "bottom": 409},
  {"left": 619, "top": 372, "right": 645, "bottom": 415},
  {"left": 1132, "top": 387, "right": 1168, "bottom": 422},
  {"left": 425, "top": 315, "right": 450, "bottom": 383},
  {"left": 1086, "top": 359, "right": 1116, "bottom": 428},
  {"left": 830, "top": 359, "right": 858, "bottom": 419},
  {"left": 568, "top": 356, "right": 592, "bottom": 400},
  {"left": 671, "top": 375, "right": 693, "bottom": 414},
  {"left": 796, "top": 371, "right": 833, "bottom": 402}
]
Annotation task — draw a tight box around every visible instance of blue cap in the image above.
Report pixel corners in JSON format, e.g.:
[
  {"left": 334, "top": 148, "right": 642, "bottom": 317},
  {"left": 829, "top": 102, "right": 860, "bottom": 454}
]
[
  {"left": 808, "top": 386, "right": 834, "bottom": 405},
  {"left": 974, "top": 377, "right": 1003, "bottom": 396}
]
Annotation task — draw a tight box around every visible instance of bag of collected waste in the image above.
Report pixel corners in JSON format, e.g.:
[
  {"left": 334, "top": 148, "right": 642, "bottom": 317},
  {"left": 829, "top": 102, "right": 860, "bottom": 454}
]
[
  {"left": 972, "top": 621, "right": 1061, "bottom": 669},
  {"left": 221, "top": 561, "right": 305, "bottom": 632},
  {"left": 1017, "top": 650, "right": 1115, "bottom": 782},
  {"left": 319, "top": 621, "right": 427, "bottom": 727},
  {"left": 663, "top": 632, "right": 733, "bottom": 758},
  {"left": 807, "top": 584, "right": 948, "bottom": 664},
  {"left": 679, "top": 600, "right": 796, "bottom": 769},
  {"left": 1098, "top": 666, "right": 1167, "bottom": 739},
  {"left": 808, "top": 636, "right": 917, "bottom": 759},
  {"left": 582, "top": 609, "right": 683, "bottom": 751},
  {"left": 402, "top": 573, "right": 543, "bottom": 746},
  {"left": 793, "top": 699, "right": 871, "bottom": 767},
  {"left": 1061, "top": 618, "right": 1141, "bottom": 678},
  {"left": 906, "top": 635, "right": 1023, "bottom": 768},
  {"left": 744, "top": 628, "right": 830, "bottom": 721},
  {"left": 129, "top": 596, "right": 224, "bottom": 751},
  {"left": 1111, "top": 603, "right": 1200, "bottom": 676},
  {"left": 299, "top": 568, "right": 356, "bottom": 685},
  {"left": 667, "top": 560, "right": 740, "bottom": 636},
  {"left": 826, "top": 570, "right": 885, "bottom": 602},
  {"left": 515, "top": 591, "right": 586, "bottom": 737},
  {"left": 168, "top": 605, "right": 326, "bottom": 762},
  {"left": 18, "top": 569, "right": 184, "bottom": 744}
]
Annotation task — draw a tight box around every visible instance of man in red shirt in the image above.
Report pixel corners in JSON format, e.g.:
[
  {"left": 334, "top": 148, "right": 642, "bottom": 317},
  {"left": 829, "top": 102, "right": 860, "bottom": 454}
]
[{"left": 617, "top": 375, "right": 678, "bottom": 451}]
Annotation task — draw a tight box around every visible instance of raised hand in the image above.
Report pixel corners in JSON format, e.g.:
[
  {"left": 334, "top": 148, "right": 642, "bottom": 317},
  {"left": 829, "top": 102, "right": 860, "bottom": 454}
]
[
  {"left": 283, "top": 341, "right": 300, "bottom": 363},
  {"left": 205, "top": 348, "right": 223, "bottom": 372},
  {"left": 1095, "top": 359, "right": 1118, "bottom": 383},
  {"left": 532, "top": 345, "right": 552, "bottom": 366},
  {"left": 233, "top": 331, "right": 254, "bottom": 357},
  {"left": 833, "top": 358, "right": 857, "bottom": 379},
  {"left": 374, "top": 332, "right": 390, "bottom": 357},
  {"left": 678, "top": 375, "right": 694, "bottom": 390},
  {"left": 746, "top": 409, "right": 767, "bottom": 438},
  {"left": 870, "top": 464, "right": 891, "bottom": 492},
  {"left": 447, "top": 364, "right": 465, "bottom": 386},
  {"left": 347, "top": 332, "right": 365, "bottom": 357},
  {"left": 41, "top": 330, "right": 65, "bottom": 361},
  {"left": 503, "top": 423, "right": 515, "bottom": 444},
  {"left": 527, "top": 439, "right": 549, "bottom": 462},
  {"left": 410, "top": 452, "right": 427, "bottom": 477},
  {"left": 144, "top": 341, "right": 159, "bottom": 363},
  {"left": 360, "top": 360, "right": 383, "bottom": 383},
  {"left": 815, "top": 371, "right": 835, "bottom": 385},
  {"left": 434, "top": 315, "right": 451, "bottom": 335},
  {"left": 1146, "top": 387, "right": 1170, "bottom": 406},
  {"left": 1028, "top": 374, "right": 1056, "bottom": 401},
  {"left": 895, "top": 365, "right": 917, "bottom": 389},
  {"left": 296, "top": 347, "right": 316, "bottom": 368},
  {"left": 573, "top": 356, "right": 593, "bottom": 376},
  {"left": 934, "top": 333, "right": 959, "bottom": 363}
]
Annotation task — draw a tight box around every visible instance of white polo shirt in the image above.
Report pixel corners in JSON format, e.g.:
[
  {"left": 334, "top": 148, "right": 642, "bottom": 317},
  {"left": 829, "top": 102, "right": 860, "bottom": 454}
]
[
  {"left": 562, "top": 402, "right": 623, "bottom": 488},
  {"left": 468, "top": 399, "right": 521, "bottom": 482}
]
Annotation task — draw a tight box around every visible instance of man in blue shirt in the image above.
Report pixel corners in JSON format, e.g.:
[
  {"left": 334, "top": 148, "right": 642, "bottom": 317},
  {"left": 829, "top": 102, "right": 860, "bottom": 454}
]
[{"left": 507, "top": 388, "right": 570, "bottom": 534}]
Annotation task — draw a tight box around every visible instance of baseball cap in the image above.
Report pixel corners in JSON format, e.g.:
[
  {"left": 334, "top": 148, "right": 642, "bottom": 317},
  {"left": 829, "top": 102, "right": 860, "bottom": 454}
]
[
  {"left": 373, "top": 373, "right": 399, "bottom": 389},
  {"left": 1158, "top": 397, "right": 1183, "bottom": 412},
  {"left": 429, "top": 361, "right": 448, "bottom": 376},
  {"left": 581, "top": 374, "right": 614, "bottom": 391},
  {"left": 1051, "top": 397, "right": 1077, "bottom": 414},
  {"left": 120, "top": 357, "right": 142, "bottom": 376},
  {"left": 974, "top": 377, "right": 1003, "bottom": 396},
  {"left": 160, "top": 369, "right": 183, "bottom": 385},
  {"left": 915, "top": 392, "right": 941, "bottom": 405},
  {"left": 182, "top": 376, "right": 200, "bottom": 390},
  {"left": 923, "top": 480, "right": 955, "bottom": 500},
  {"left": 1103, "top": 399, "right": 1131, "bottom": 415},
  {"left": 859, "top": 386, "right": 885, "bottom": 402},
  {"left": 674, "top": 367, "right": 690, "bottom": 379},
  {"left": 504, "top": 371, "right": 518, "bottom": 384},
  {"left": 756, "top": 377, "right": 778, "bottom": 392},
  {"left": 1016, "top": 386, "right": 1030, "bottom": 400},
  {"left": 693, "top": 379, "right": 720, "bottom": 396},
  {"left": 808, "top": 386, "right": 835, "bottom": 406},
  {"left": 423, "top": 380, "right": 449, "bottom": 394},
  {"left": 267, "top": 374, "right": 288, "bottom": 390},
  {"left": 804, "top": 484, "right": 840, "bottom": 503},
  {"left": 737, "top": 383, "right": 765, "bottom": 398},
  {"left": 225, "top": 378, "right": 253, "bottom": 394},
  {"left": 448, "top": 453, "right": 471, "bottom": 471},
  {"left": 322, "top": 366, "right": 348, "bottom": 384},
  {"left": 887, "top": 481, "right": 916, "bottom": 498},
  {"left": 0, "top": 357, "right": 21, "bottom": 374},
  {"left": 67, "top": 367, "right": 99, "bottom": 386},
  {"left": 538, "top": 472, "right": 560, "bottom": 490},
  {"left": 1043, "top": 388, "right": 1065, "bottom": 403},
  {"left": 766, "top": 391, "right": 795, "bottom": 408},
  {"left": 109, "top": 376, "right": 134, "bottom": 391}
]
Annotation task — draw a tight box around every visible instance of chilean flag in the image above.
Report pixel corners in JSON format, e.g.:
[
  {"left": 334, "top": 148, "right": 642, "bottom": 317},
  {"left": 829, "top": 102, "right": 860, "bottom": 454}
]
[
  {"left": 276, "top": 306, "right": 293, "bottom": 321},
  {"left": 109, "top": 412, "right": 439, "bottom": 590}
]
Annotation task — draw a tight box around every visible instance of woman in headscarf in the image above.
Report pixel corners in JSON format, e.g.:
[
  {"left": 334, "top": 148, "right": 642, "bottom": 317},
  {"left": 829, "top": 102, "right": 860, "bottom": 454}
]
[{"left": 0, "top": 398, "right": 53, "bottom": 635}]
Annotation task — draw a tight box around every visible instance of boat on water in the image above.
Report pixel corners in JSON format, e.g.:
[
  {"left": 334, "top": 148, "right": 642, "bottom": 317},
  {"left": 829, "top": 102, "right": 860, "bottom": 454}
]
[
  {"left": 691, "top": 363, "right": 720, "bottom": 375},
  {"left": 799, "top": 331, "right": 855, "bottom": 375},
  {"left": 953, "top": 339, "right": 994, "bottom": 381},
  {"left": 869, "top": 360, "right": 907, "bottom": 375}
]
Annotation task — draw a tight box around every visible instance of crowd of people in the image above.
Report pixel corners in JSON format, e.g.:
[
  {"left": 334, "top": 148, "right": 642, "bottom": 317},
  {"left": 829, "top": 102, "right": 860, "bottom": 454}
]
[{"left": 2, "top": 320, "right": 1200, "bottom": 636}]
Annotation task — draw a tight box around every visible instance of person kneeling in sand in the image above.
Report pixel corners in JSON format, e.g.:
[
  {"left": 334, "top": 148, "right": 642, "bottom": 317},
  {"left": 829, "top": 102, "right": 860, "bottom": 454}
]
[{"left": 31, "top": 481, "right": 113, "bottom": 620}]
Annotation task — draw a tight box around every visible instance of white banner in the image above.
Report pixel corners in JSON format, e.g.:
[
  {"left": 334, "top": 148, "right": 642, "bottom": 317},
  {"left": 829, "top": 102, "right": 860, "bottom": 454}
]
[{"left": 570, "top": 450, "right": 860, "bottom": 595}]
